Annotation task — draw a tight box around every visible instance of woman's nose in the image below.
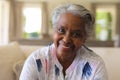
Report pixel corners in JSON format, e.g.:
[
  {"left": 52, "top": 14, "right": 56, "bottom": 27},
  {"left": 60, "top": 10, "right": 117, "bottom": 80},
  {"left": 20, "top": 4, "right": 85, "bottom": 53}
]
[{"left": 63, "top": 33, "right": 72, "bottom": 43}]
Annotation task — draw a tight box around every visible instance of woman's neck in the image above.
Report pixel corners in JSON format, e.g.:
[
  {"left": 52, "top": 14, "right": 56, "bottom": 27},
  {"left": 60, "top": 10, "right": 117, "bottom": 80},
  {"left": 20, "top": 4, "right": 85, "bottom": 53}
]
[{"left": 57, "top": 53, "right": 76, "bottom": 77}]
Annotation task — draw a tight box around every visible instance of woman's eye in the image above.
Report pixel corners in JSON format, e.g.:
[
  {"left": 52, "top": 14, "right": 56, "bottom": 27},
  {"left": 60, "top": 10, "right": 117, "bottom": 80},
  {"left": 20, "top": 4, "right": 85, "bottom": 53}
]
[
  {"left": 72, "top": 32, "right": 82, "bottom": 38},
  {"left": 57, "top": 28, "right": 65, "bottom": 33}
]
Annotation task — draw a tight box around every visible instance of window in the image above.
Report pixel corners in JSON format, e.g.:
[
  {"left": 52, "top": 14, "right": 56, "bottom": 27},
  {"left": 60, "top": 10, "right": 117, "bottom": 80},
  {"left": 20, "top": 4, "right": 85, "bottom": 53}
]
[
  {"left": 95, "top": 4, "right": 116, "bottom": 41},
  {"left": 11, "top": 2, "right": 51, "bottom": 45},
  {"left": 22, "top": 4, "right": 42, "bottom": 39},
  {"left": 95, "top": 6, "right": 113, "bottom": 41},
  {"left": 87, "top": 3, "right": 120, "bottom": 47}
]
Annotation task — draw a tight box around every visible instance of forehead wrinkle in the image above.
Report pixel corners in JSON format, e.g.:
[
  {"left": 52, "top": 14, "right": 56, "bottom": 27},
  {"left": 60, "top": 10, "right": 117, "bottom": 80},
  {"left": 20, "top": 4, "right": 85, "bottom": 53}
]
[{"left": 57, "top": 22, "right": 84, "bottom": 31}]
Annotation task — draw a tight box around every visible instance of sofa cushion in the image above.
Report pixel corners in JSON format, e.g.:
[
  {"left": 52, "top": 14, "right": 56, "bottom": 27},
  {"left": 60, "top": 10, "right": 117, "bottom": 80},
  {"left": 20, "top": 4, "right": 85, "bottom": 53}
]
[
  {"left": 13, "top": 60, "right": 25, "bottom": 80},
  {"left": 0, "top": 42, "right": 25, "bottom": 80},
  {"left": 13, "top": 45, "right": 42, "bottom": 80},
  {"left": 20, "top": 45, "right": 42, "bottom": 57}
]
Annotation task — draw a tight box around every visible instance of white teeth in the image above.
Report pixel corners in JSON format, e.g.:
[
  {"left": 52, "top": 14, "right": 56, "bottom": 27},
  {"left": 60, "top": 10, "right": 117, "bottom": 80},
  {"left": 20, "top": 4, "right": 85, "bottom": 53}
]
[{"left": 63, "top": 45, "right": 70, "bottom": 48}]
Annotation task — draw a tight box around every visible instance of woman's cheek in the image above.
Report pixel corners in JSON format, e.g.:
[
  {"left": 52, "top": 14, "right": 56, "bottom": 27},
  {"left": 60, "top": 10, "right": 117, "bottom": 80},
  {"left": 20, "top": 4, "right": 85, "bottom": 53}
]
[
  {"left": 53, "top": 33, "right": 59, "bottom": 46},
  {"left": 53, "top": 33, "right": 58, "bottom": 41},
  {"left": 74, "top": 40, "right": 84, "bottom": 49}
]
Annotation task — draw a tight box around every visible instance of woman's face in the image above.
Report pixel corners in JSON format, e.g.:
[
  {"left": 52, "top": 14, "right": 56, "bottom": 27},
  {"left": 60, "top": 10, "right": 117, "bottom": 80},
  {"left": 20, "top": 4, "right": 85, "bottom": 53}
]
[{"left": 53, "top": 13, "right": 86, "bottom": 58}]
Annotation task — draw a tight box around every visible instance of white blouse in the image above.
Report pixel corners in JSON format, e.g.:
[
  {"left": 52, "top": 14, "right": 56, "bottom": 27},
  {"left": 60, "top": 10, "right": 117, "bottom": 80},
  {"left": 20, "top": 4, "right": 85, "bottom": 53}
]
[{"left": 19, "top": 44, "right": 108, "bottom": 80}]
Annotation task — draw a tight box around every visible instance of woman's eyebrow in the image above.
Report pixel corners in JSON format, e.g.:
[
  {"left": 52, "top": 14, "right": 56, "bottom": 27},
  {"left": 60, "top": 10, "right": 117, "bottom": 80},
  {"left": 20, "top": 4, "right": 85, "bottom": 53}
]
[{"left": 72, "top": 30, "right": 84, "bottom": 32}]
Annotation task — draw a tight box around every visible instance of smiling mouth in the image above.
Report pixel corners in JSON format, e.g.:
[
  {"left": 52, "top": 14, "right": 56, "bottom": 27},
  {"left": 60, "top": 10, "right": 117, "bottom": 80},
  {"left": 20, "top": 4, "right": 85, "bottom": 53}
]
[
  {"left": 62, "top": 45, "right": 71, "bottom": 48},
  {"left": 61, "top": 44, "right": 74, "bottom": 50},
  {"left": 61, "top": 46, "right": 71, "bottom": 52},
  {"left": 58, "top": 41, "right": 75, "bottom": 51}
]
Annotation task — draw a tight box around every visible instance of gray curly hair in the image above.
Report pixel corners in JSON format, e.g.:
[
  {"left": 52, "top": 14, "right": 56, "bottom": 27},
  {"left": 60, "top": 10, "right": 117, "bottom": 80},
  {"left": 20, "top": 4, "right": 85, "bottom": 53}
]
[{"left": 52, "top": 4, "right": 95, "bottom": 37}]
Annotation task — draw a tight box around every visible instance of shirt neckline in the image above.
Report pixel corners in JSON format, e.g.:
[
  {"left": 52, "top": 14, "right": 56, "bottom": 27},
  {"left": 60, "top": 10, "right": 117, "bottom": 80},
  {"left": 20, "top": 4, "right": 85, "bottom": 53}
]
[{"left": 51, "top": 44, "right": 83, "bottom": 75}]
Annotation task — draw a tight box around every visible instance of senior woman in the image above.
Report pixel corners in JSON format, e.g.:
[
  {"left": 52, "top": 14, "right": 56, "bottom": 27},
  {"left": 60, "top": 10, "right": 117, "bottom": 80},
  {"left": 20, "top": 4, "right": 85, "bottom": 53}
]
[{"left": 20, "top": 4, "right": 108, "bottom": 80}]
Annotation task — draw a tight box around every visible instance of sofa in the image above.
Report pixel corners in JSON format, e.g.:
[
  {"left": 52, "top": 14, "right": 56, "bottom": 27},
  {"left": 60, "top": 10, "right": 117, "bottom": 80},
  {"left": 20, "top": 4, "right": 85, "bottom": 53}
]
[
  {"left": 0, "top": 42, "right": 120, "bottom": 80},
  {"left": 0, "top": 42, "right": 41, "bottom": 80}
]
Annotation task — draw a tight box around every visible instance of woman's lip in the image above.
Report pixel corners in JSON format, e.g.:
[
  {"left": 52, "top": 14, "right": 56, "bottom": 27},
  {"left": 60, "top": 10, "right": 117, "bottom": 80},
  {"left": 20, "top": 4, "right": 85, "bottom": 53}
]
[
  {"left": 61, "top": 44, "right": 73, "bottom": 50},
  {"left": 61, "top": 45, "right": 71, "bottom": 51},
  {"left": 62, "top": 45, "right": 71, "bottom": 48},
  {"left": 59, "top": 41, "right": 74, "bottom": 50}
]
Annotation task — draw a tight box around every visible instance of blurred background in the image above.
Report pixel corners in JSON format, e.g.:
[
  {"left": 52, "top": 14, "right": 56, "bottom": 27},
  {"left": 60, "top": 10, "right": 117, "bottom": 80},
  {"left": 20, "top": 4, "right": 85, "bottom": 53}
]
[
  {"left": 0, "top": 1, "right": 120, "bottom": 80},
  {"left": 0, "top": 0, "right": 120, "bottom": 47}
]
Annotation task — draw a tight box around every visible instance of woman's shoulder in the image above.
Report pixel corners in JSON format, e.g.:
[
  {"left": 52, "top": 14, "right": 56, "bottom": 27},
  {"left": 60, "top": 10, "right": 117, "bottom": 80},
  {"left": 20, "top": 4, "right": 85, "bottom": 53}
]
[
  {"left": 80, "top": 45, "right": 104, "bottom": 63},
  {"left": 31, "top": 45, "right": 51, "bottom": 59},
  {"left": 24, "top": 45, "right": 52, "bottom": 67}
]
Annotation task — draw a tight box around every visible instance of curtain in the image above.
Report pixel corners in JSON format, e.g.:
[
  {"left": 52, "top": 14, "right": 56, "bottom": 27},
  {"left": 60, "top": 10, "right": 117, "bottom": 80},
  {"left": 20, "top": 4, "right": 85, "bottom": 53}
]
[{"left": 0, "top": 1, "right": 10, "bottom": 45}]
